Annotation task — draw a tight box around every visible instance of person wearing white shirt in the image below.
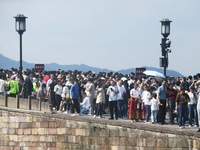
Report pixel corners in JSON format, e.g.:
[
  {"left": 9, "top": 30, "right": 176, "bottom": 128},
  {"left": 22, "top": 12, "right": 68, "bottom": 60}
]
[
  {"left": 150, "top": 93, "right": 159, "bottom": 124},
  {"left": 197, "top": 85, "right": 200, "bottom": 132},
  {"left": 141, "top": 85, "right": 152, "bottom": 123},
  {"left": 59, "top": 83, "right": 71, "bottom": 112},
  {"left": 84, "top": 78, "right": 95, "bottom": 115},
  {"left": 0, "top": 74, "right": 5, "bottom": 96},
  {"left": 129, "top": 83, "right": 142, "bottom": 122},
  {"left": 107, "top": 80, "right": 119, "bottom": 120},
  {"left": 188, "top": 86, "right": 198, "bottom": 127},
  {"left": 54, "top": 80, "right": 63, "bottom": 111},
  {"left": 94, "top": 83, "right": 105, "bottom": 118},
  {"left": 117, "top": 80, "right": 126, "bottom": 119},
  {"left": 46, "top": 74, "right": 54, "bottom": 92},
  {"left": 80, "top": 92, "right": 90, "bottom": 115}
]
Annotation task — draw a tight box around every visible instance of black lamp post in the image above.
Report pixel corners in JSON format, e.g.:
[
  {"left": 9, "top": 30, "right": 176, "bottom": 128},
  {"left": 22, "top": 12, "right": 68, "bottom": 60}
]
[
  {"left": 14, "top": 14, "right": 27, "bottom": 80},
  {"left": 160, "top": 19, "right": 172, "bottom": 77}
]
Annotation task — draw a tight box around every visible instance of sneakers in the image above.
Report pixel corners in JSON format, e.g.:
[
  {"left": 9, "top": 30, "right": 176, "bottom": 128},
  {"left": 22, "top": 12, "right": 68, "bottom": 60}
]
[
  {"left": 179, "top": 126, "right": 185, "bottom": 129},
  {"left": 93, "top": 115, "right": 96, "bottom": 118},
  {"left": 189, "top": 125, "right": 198, "bottom": 128},
  {"left": 132, "top": 119, "right": 136, "bottom": 122},
  {"left": 63, "top": 111, "right": 68, "bottom": 114},
  {"left": 57, "top": 110, "right": 62, "bottom": 113}
]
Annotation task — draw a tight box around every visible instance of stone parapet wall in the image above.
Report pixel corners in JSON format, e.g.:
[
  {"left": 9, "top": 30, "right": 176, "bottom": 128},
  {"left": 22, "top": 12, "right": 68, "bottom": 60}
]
[
  {"left": 0, "top": 107, "right": 200, "bottom": 150},
  {"left": 0, "top": 95, "right": 51, "bottom": 113}
]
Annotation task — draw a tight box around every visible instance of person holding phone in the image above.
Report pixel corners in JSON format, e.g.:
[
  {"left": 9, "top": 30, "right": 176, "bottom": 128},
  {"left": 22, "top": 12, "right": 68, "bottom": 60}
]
[{"left": 107, "top": 80, "right": 119, "bottom": 120}]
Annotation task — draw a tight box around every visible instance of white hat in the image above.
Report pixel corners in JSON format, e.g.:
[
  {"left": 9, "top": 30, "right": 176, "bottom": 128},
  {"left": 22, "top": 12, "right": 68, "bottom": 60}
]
[
  {"left": 65, "top": 81, "right": 72, "bottom": 86},
  {"left": 32, "top": 77, "right": 37, "bottom": 83}
]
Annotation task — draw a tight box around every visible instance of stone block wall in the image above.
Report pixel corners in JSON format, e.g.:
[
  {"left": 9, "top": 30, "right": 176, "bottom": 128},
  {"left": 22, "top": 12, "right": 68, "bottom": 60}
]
[{"left": 0, "top": 107, "right": 200, "bottom": 150}]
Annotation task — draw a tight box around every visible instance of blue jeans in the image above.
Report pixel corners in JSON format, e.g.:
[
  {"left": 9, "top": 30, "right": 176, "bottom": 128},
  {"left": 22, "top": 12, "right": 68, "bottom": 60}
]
[
  {"left": 88, "top": 96, "right": 94, "bottom": 115},
  {"left": 123, "top": 101, "right": 128, "bottom": 118},
  {"left": 80, "top": 106, "right": 89, "bottom": 115},
  {"left": 178, "top": 105, "right": 188, "bottom": 127},
  {"left": 0, "top": 92, "right": 5, "bottom": 96},
  {"left": 145, "top": 105, "right": 151, "bottom": 122},
  {"left": 168, "top": 100, "right": 175, "bottom": 123},
  {"left": 188, "top": 104, "right": 198, "bottom": 126},
  {"left": 117, "top": 100, "right": 124, "bottom": 118},
  {"left": 151, "top": 110, "right": 158, "bottom": 123}
]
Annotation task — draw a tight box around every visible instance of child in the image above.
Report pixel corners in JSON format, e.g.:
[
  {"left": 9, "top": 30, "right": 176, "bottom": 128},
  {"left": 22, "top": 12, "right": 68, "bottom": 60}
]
[{"left": 150, "top": 93, "right": 159, "bottom": 124}]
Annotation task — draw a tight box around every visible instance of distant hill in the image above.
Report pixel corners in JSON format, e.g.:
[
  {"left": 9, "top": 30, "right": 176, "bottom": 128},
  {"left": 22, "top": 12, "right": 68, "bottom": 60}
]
[{"left": 0, "top": 54, "right": 183, "bottom": 77}]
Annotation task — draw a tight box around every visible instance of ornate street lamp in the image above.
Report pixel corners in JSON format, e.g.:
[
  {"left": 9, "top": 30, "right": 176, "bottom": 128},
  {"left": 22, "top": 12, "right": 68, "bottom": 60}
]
[
  {"left": 14, "top": 14, "right": 27, "bottom": 80},
  {"left": 160, "top": 19, "right": 172, "bottom": 77},
  {"left": 160, "top": 19, "right": 171, "bottom": 38}
]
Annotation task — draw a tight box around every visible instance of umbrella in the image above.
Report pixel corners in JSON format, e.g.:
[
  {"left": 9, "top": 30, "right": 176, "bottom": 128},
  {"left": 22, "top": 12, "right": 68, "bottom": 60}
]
[{"left": 143, "top": 70, "right": 165, "bottom": 78}]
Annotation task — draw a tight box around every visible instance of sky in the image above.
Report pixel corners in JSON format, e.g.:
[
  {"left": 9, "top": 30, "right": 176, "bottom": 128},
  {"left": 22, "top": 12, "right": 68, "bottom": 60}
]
[{"left": 0, "top": 0, "right": 200, "bottom": 76}]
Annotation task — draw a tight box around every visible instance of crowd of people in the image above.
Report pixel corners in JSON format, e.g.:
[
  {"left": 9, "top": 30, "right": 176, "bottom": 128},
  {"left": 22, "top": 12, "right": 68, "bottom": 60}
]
[{"left": 1, "top": 68, "right": 200, "bottom": 132}]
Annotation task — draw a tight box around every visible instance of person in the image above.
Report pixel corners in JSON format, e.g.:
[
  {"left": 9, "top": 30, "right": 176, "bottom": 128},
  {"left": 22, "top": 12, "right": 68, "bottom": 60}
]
[
  {"left": 84, "top": 78, "right": 95, "bottom": 115},
  {"left": 59, "top": 81, "right": 71, "bottom": 112},
  {"left": 20, "top": 72, "right": 33, "bottom": 98},
  {"left": 94, "top": 82, "right": 105, "bottom": 118},
  {"left": 167, "top": 82, "right": 177, "bottom": 125},
  {"left": 122, "top": 80, "right": 130, "bottom": 119},
  {"left": 187, "top": 86, "right": 198, "bottom": 127},
  {"left": 43, "top": 72, "right": 50, "bottom": 84},
  {"left": 129, "top": 83, "right": 142, "bottom": 122},
  {"left": 107, "top": 80, "right": 119, "bottom": 120},
  {"left": 150, "top": 93, "right": 159, "bottom": 124},
  {"left": 117, "top": 80, "right": 126, "bottom": 119},
  {"left": 36, "top": 83, "right": 47, "bottom": 100},
  {"left": 38, "top": 75, "right": 46, "bottom": 88},
  {"left": 48, "top": 78, "right": 57, "bottom": 110},
  {"left": 0, "top": 74, "right": 5, "bottom": 96},
  {"left": 80, "top": 92, "right": 90, "bottom": 115},
  {"left": 141, "top": 85, "right": 152, "bottom": 123},
  {"left": 157, "top": 80, "right": 168, "bottom": 125},
  {"left": 32, "top": 77, "right": 39, "bottom": 99},
  {"left": 70, "top": 79, "right": 80, "bottom": 114},
  {"left": 46, "top": 74, "right": 55, "bottom": 92},
  {"left": 54, "top": 80, "right": 63, "bottom": 111},
  {"left": 197, "top": 85, "right": 200, "bottom": 132},
  {"left": 175, "top": 87, "right": 190, "bottom": 129},
  {"left": 7, "top": 75, "right": 19, "bottom": 98}
]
